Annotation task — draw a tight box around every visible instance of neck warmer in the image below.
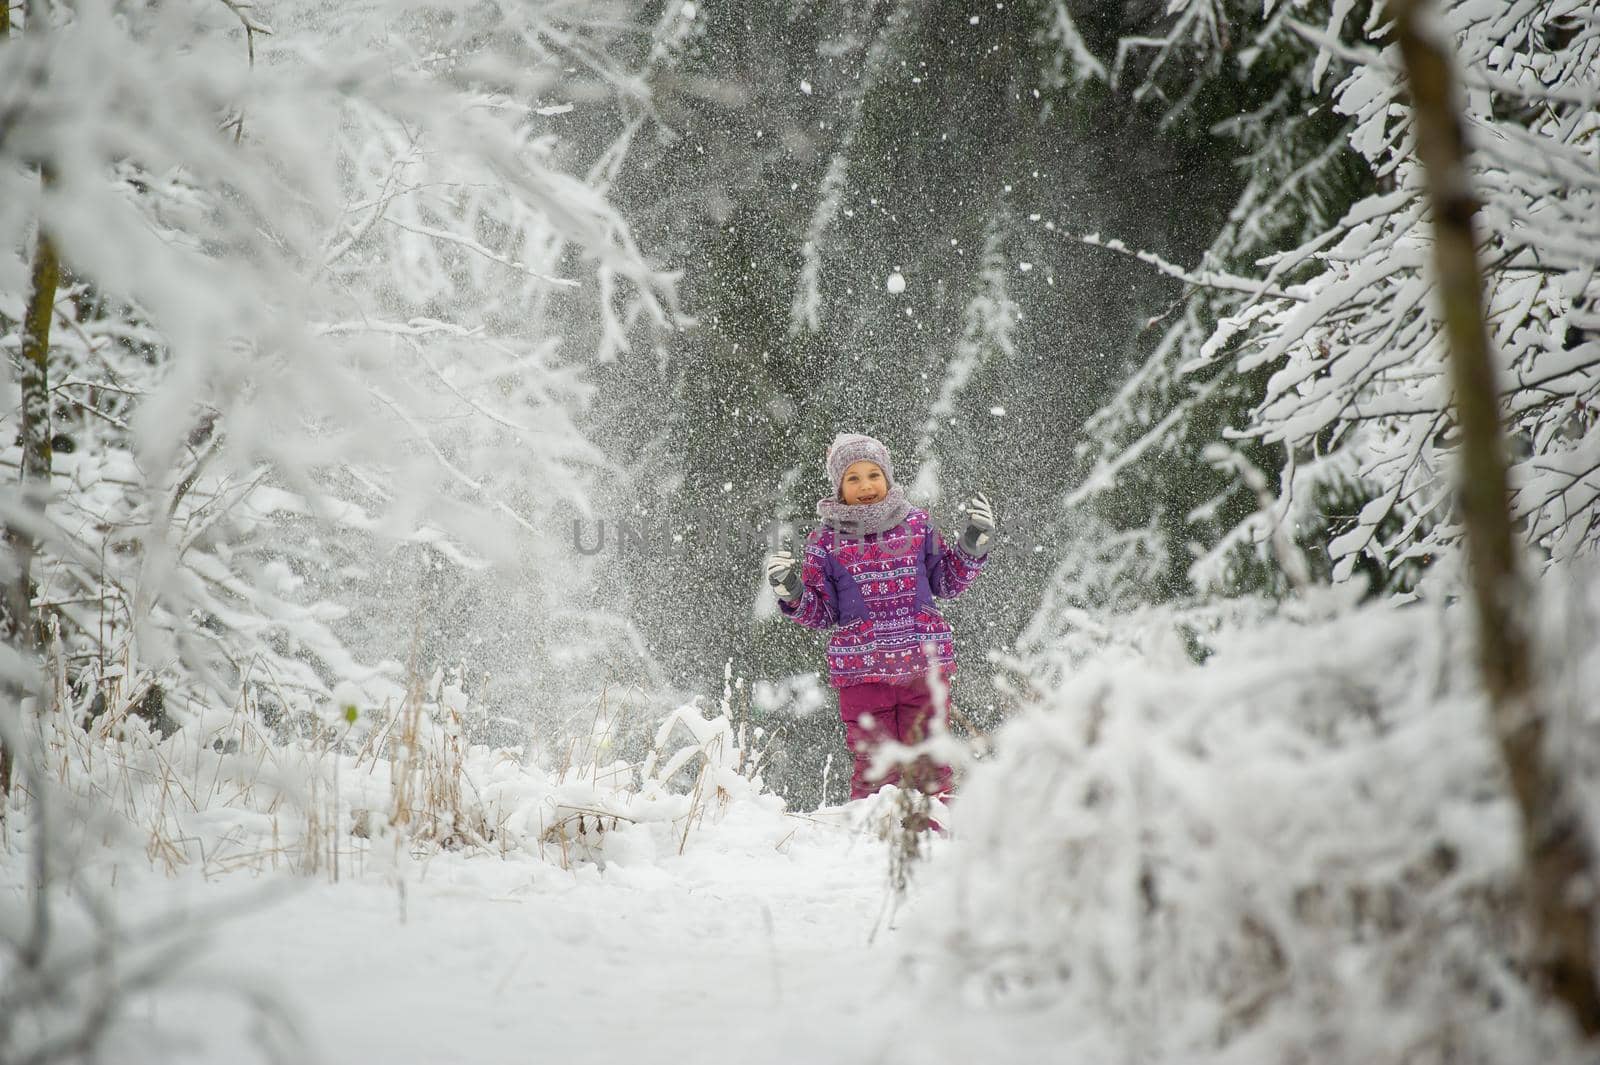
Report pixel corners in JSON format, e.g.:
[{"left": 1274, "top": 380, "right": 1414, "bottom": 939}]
[{"left": 816, "top": 484, "right": 911, "bottom": 538}]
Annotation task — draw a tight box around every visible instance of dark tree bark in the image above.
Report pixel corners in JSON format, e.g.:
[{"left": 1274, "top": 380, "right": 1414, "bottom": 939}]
[
  {"left": 1393, "top": 0, "right": 1600, "bottom": 1038},
  {"left": 1, "top": 6, "right": 61, "bottom": 818},
  {"left": 1, "top": 218, "right": 56, "bottom": 818},
  {"left": 0, "top": 0, "right": 6, "bottom": 823}
]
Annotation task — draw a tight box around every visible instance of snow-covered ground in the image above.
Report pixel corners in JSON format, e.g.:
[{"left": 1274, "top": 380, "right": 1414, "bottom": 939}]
[
  {"left": 104, "top": 801, "right": 1066, "bottom": 1065},
  {"left": 19, "top": 578, "right": 1600, "bottom": 1065},
  {"left": 3, "top": 693, "right": 1058, "bottom": 1065}
]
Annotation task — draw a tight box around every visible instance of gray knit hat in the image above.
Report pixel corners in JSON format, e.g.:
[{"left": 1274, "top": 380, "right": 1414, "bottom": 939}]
[{"left": 825, "top": 432, "right": 895, "bottom": 497}]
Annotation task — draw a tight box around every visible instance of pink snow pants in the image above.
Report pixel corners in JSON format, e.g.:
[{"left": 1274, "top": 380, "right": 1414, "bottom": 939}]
[{"left": 837, "top": 676, "right": 954, "bottom": 800}]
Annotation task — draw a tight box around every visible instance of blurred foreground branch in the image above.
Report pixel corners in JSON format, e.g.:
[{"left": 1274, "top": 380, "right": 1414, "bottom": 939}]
[{"left": 1394, "top": 0, "right": 1600, "bottom": 1038}]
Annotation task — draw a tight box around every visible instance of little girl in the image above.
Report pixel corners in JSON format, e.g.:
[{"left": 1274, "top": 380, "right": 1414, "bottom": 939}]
[{"left": 765, "top": 432, "right": 994, "bottom": 802}]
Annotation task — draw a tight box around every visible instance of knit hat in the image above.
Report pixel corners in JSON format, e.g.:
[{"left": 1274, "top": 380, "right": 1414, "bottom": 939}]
[{"left": 825, "top": 432, "right": 895, "bottom": 497}]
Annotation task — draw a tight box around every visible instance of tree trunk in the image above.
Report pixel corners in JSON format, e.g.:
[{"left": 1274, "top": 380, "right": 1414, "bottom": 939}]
[
  {"left": 1, "top": 0, "right": 59, "bottom": 805},
  {"left": 1393, "top": 0, "right": 1600, "bottom": 1038},
  {"left": 1, "top": 224, "right": 56, "bottom": 817},
  {"left": 0, "top": 0, "right": 7, "bottom": 819},
  {"left": 6, "top": 212, "right": 57, "bottom": 632},
  {"left": 0, "top": 0, "right": 13, "bottom": 819}
]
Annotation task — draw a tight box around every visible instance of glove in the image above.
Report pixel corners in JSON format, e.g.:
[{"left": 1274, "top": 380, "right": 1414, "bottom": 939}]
[
  {"left": 765, "top": 545, "right": 802, "bottom": 602},
  {"left": 958, "top": 492, "right": 995, "bottom": 556}
]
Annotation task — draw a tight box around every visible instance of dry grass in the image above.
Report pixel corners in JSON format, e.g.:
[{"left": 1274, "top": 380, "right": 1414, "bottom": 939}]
[{"left": 10, "top": 628, "right": 784, "bottom": 883}]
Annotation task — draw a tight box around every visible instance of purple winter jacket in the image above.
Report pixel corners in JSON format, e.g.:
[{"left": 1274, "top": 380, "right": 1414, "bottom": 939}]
[{"left": 778, "top": 507, "right": 988, "bottom": 688}]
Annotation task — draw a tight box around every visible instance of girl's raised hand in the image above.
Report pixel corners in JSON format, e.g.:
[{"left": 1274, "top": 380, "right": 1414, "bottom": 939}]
[
  {"left": 765, "top": 546, "right": 802, "bottom": 602},
  {"left": 958, "top": 492, "right": 995, "bottom": 555}
]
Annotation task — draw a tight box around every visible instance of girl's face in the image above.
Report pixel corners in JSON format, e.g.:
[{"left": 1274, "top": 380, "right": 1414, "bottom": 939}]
[{"left": 840, "top": 460, "right": 888, "bottom": 505}]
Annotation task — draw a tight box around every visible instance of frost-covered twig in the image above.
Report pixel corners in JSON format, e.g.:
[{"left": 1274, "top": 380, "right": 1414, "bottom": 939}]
[{"left": 1066, "top": 231, "right": 1304, "bottom": 303}]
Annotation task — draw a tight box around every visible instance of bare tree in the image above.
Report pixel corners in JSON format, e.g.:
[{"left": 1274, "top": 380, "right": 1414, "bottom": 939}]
[{"left": 1394, "top": 0, "right": 1600, "bottom": 1038}]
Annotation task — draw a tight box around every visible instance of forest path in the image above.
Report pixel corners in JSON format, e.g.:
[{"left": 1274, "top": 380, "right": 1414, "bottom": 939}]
[{"left": 172, "top": 801, "right": 1060, "bottom": 1065}]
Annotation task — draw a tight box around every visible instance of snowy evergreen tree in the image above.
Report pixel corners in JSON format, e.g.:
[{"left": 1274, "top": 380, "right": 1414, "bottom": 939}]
[
  {"left": 1058, "top": 0, "right": 1378, "bottom": 602},
  {"left": 1067, "top": 0, "right": 1600, "bottom": 599}
]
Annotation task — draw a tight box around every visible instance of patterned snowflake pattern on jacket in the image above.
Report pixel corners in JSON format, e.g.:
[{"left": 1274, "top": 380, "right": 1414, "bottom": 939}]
[{"left": 778, "top": 507, "right": 987, "bottom": 688}]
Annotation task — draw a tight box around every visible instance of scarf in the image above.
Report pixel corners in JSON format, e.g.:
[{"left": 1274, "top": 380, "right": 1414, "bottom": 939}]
[{"left": 816, "top": 484, "right": 911, "bottom": 538}]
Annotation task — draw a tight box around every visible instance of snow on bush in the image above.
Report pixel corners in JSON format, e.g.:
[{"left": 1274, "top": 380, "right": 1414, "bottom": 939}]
[
  {"left": 9, "top": 653, "right": 786, "bottom": 886},
  {"left": 1, "top": 0, "right": 675, "bottom": 732},
  {"left": 913, "top": 572, "right": 1600, "bottom": 1063}
]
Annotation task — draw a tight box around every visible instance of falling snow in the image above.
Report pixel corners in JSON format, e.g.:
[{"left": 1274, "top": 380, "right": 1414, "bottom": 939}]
[{"left": 5, "top": 3, "right": 1599, "bottom": 1064}]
